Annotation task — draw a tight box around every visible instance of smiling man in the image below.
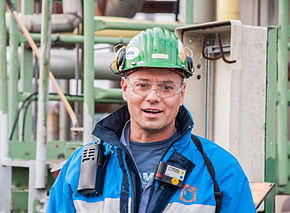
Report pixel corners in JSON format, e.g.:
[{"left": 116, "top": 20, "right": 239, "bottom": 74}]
[{"left": 47, "top": 28, "right": 255, "bottom": 213}]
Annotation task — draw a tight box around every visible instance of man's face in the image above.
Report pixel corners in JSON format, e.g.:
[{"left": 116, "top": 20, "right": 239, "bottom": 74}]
[{"left": 121, "top": 68, "right": 186, "bottom": 138}]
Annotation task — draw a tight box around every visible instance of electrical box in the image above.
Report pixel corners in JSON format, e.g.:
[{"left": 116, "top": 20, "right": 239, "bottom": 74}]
[{"left": 176, "top": 20, "right": 268, "bottom": 182}]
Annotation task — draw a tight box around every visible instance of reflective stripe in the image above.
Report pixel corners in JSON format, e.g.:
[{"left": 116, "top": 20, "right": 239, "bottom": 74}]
[
  {"left": 74, "top": 198, "right": 131, "bottom": 213},
  {"left": 164, "top": 202, "right": 216, "bottom": 213}
]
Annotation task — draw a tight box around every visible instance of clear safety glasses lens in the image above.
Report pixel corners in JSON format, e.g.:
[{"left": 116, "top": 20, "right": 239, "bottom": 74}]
[{"left": 127, "top": 78, "right": 183, "bottom": 98}]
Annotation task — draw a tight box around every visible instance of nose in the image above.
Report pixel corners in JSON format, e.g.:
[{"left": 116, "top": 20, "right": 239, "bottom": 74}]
[{"left": 145, "top": 88, "right": 160, "bottom": 102}]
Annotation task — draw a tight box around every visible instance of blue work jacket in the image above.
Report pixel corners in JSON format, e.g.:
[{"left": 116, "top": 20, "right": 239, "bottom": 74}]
[{"left": 47, "top": 105, "right": 256, "bottom": 213}]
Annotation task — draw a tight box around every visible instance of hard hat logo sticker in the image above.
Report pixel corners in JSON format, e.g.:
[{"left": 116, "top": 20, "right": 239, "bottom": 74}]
[
  {"left": 126, "top": 47, "right": 139, "bottom": 60},
  {"left": 178, "top": 39, "right": 186, "bottom": 62}
]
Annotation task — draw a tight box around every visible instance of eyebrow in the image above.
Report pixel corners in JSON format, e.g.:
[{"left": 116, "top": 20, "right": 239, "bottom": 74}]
[{"left": 133, "top": 79, "right": 177, "bottom": 84}]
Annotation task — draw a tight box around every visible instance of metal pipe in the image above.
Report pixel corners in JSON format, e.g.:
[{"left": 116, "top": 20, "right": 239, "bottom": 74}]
[
  {"left": 8, "top": 0, "right": 19, "bottom": 141},
  {"left": 194, "top": 0, "right": 215, "bottom": 23},
  {"left": 83, "top": 0, "right": 95, "bottom": 144},
  {"left": 205, "top": 44, "right": 212, "bottom": 139},
  {"left": 35, "top": 0, "right": 52, "bottom": 189},
  {"left": 1, "top": 2, "right": 12, "bottom": 211},
  {"left": 19, "top": 0, "right": 33, "bottom": 142},
  {"left": 95, "top": 19, "right": 186, "bottom": 32},
  {"left": 0, "top": 0, "right": 9, "bottom": 160},
  {"left": 20, "top": 33, "right": 131, "bottom": 44},
  {"left": 59, "top": 80, "right": 70, "bottom": 141},
  {"left": 186, "top": 0, "right": 194, "bottom": 24},
  {"left": 6, "top": 13, "right": 81, "bottom": 33},
  {"left": 18, "top": 88, "right": 123, "bottom": 103},
  {"left": 277, "top": 0, "right": 288, "bottom": 186}
]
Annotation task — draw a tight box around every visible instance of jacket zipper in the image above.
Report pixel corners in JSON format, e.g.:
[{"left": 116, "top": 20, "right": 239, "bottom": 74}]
[{"left": 122, "top": 148, "right": 142, "bottom": 213}]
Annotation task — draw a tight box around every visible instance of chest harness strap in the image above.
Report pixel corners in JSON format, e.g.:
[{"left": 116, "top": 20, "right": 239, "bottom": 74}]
[{"left": 191, "top": 134, "right": 223, "bottom": 213}]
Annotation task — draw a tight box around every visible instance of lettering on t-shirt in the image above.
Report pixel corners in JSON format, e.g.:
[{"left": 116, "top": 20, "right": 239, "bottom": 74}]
[{"left": 140, "top": 172, "right": 154, "bottom": 188}]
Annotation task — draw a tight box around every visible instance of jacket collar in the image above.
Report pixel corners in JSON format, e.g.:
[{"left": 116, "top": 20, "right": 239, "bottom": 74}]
[{"left": 92, "top": 104, "right": 194, "bottom": 146}]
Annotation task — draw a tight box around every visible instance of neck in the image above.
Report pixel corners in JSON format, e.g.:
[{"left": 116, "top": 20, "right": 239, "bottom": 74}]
[{"left": 129, "top": 122, "right": 176, "bottom": 143}]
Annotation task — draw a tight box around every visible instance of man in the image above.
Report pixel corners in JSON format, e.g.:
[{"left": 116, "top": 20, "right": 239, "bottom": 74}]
[{"left": 47, "top": 28, "right": 255, "bottom": 213}]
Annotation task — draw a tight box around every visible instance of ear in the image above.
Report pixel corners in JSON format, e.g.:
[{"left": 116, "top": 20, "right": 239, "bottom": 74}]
[
  {"left": 121, "top": 77, "right": 128, "bottom": 102},
  {"left": 179, "top": 83, "right": 186, "bottom": 106}
]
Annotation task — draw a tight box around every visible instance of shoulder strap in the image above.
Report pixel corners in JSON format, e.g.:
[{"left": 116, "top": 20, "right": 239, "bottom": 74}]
[{"left": 191, "top": 134, "right": 223, "bottom": 213}]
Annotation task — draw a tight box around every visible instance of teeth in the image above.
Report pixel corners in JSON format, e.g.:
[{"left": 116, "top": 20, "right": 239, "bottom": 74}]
[{"left": 144, "top": 109, "right": 161, "bottom": 113}]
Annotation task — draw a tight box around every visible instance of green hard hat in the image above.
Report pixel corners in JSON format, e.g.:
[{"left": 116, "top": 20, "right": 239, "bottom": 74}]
[{"left": 115, "top": 27, "right": 193, "bottom": 78}]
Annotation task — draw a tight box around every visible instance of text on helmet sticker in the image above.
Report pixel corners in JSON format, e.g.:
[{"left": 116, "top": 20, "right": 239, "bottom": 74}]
[
  {"left": 152, "top": 53, "right": 168, "bottom": 59},
  {"left": 126, "top": 47, "right": 140, "bottom": 60}
]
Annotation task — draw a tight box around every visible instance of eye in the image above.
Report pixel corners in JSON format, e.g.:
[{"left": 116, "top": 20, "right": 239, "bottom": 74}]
[
  {"left": 135, "top": 81, "right": 150, "bottom": 89},
  {"left": 160, "top": 84, "right": 175, "bottom": 92}
]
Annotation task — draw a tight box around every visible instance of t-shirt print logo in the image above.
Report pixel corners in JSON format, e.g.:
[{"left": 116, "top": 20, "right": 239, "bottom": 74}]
[{"left": 180, "top": 184, "right": 197, "bottom": 202}]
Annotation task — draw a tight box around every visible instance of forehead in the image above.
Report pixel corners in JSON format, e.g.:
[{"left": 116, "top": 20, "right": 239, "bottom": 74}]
[{"left": 128, "top": 68, "right": 183, "bottom": 82}]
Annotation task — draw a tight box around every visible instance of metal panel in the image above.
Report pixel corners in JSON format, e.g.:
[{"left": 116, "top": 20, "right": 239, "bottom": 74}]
[{"left": 176, "top": 21, "right": 268, "bottom": 183}]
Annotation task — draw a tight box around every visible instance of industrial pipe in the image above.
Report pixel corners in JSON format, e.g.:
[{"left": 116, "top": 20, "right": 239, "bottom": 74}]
[
  {"left": 0, "top": 0, "right": 9, "bottom": 160},
  {"left": 35, "top": 0, "right": 52, "bottom": 189},
  {"left": 277, "top": 0, "right": 288, "bottom": 186},
  {"left": 83, "top": 0, "right": 95, "bottom": 144},
  {"left": 8, "top": 0, "right": 19, "bottom": 140},
  {"left": 6, "top": 0, "right": 82, "bottom": 33}
]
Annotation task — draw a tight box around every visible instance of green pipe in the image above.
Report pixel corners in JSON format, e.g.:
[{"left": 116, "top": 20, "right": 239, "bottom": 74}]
[
  {"left": 9, "top": 0, "right": 20, "bottom": 140},
  {"left": 288, "top": 42, "right": 290, "bottom": 50},
  {"left": 277, "top": 0, "right": 288, "bottom": 186},
  {"left": 0, "top": 1, "right": 8, "bottom": 115},
  {"left": 21, "top": 34, "right": 131, "bottom": 44},
  {"left": 35, "top": 0, "right": 52, "bottom": 189},
  {"left": 83, "top": 0, "right": 95, "bottom": 144},
  {"left": 94, "top": 88, "right": 122, "bottom": 100},
  {"left": 186, "top": 0, "right": 194, "bottom": 24},
  {"left": 95, "top": 19, "right": 186, "bottom": 32},
  {"left": 265, "top": 27, "right": 277, "bottom": 213},
  {"left": 19, "top": 88, "right": 124, "bottom": 103},
  {"left": 0, "top": 0, "right": 9, "bottom": 159},
  {"left": 19, "top": 0, "right": 33, "bottom": 141}
]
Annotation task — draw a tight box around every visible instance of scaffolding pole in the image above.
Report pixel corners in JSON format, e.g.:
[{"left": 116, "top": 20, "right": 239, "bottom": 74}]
[
  {"left": 277, "top": 0, "right": 288, "bottom": 187},
  {"left": 83, "top": 0, "right": 95, "bottom": 144},
  {"left": 35, "top": 0, "right": 52, "bottom": 189},
  {"left": 0, "top": 1, "right": 12, "bottom": 212}
]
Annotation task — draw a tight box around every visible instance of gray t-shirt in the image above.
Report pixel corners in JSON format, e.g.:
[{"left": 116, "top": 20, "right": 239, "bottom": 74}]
[{"left": 130, "top": 130, "right": 180, "bottom": 189}]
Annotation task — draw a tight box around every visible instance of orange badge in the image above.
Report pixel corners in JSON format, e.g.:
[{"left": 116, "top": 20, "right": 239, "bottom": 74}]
[
  {"left": 180, "top": 184, "right": 197, "bottom": 202},
  {"left": 178, "top": 40, "right": 186, "bottom": 62}
]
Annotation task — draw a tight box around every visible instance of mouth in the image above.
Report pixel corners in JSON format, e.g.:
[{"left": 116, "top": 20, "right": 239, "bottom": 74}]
[{"left": 142, "top": 108, "right": 163, "bottom": 114}]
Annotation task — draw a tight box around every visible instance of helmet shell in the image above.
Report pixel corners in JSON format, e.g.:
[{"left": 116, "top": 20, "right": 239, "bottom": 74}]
[{"left": 120, "top": 27, "right": 193, "bottom": 78}]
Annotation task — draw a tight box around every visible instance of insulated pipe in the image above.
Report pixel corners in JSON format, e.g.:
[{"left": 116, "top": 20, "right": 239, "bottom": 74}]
[
  {"left": 49, "top": 49, "right": 119, "bottom": 80},
  {"left": 6, "top": 0, "right": 82, "bottom": 33},
  {"left": 35, "top": 0, "right": 52, "bottom": 189},
  {"left": 6, "top": 14, "right": 82, "bottom": 33},
  {"left": 277, "top": 0, "right": 288, "bottom": 186},
  {"left": 217, "top": 0, "right": 240, "bottom": 21},
  {"left": 0, "top": 0, "right": 9, "bottom": 160}
]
